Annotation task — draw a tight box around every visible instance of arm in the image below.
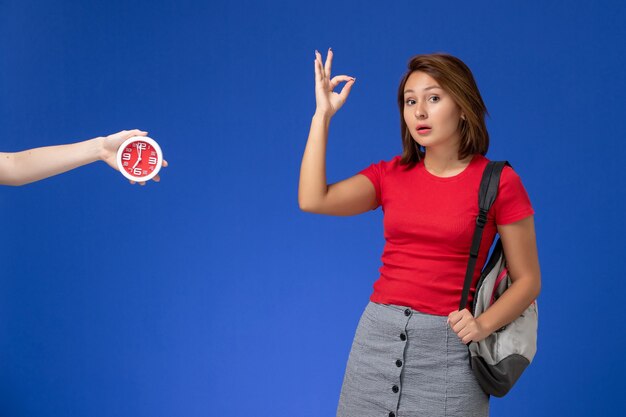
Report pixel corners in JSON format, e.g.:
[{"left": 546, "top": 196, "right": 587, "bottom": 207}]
[
  {"left": 0, "top": 129, "right": 167, "bottom": 186},
  {"left": 298, "top": 49, "right": 376, "bottom": 216},
  {"left": 449, "top": 215, "right": 541, "bottom": 343},
  {"left": 475, "top": 215, "right": 541, "bottom": 334}
]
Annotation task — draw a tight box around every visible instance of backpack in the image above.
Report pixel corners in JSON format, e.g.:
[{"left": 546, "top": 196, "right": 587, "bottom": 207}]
[{"left": 459, "top": 161, "right": 538, "bottom": 397}]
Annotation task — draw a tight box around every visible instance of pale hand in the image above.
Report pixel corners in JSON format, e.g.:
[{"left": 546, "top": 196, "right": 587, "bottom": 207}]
[
  {"left": 100, "top": 129, "right": 168, "bottom": 186},
  {"left": 447, "top": 308, "right": 490, "bottom": 344},
  {"left": 314, "top": 48, "right": 356, "bottom": 118}
]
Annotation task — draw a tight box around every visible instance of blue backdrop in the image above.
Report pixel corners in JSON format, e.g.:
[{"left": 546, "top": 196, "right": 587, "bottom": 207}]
[{"left": 1, "top": 0, "right": 624, "bottom": 416}]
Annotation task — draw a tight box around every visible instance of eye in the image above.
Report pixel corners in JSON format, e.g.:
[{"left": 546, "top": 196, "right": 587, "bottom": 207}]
[
  {"left": 405, "top": 99, "right": 416, "bottom": 106},
  {"left": 429, "top": 96, "right": 440, "bottom": 103}
]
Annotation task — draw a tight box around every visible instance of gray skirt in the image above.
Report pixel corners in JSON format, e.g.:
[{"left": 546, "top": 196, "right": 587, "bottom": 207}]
[{"left": 337, "top": 302, "right": 489, "bottom": 417}]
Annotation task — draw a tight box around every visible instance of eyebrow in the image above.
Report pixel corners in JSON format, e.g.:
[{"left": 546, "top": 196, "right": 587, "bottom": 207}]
[{"left": 404, "top": 86, "right": 442, "bottom": 94}]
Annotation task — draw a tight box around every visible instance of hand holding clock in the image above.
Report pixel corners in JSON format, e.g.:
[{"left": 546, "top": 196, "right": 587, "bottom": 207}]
[{"left": 101, "top": 129, "right": 168, "bottom": 186}]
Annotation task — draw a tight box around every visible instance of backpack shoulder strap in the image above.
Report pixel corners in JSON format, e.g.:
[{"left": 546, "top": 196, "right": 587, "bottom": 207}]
[{"left": 458, "top": 160, "right": 511, "bottom": 311}]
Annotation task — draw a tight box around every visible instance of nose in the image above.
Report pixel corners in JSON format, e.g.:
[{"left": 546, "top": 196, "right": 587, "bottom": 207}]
[{"left": 414, "top": 103, "right": 427, "bottom": 119}]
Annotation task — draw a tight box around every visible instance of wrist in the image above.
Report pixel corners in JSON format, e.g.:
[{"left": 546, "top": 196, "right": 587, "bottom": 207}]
[
  {"left": 93, "top": 136, "right": 107, "bottom": 161},
  {"left": 476, "top": 315, "right": 496, "bottom": 337},
  {"left": 312, "top": 111, "right": 332, "bottom": 125}
]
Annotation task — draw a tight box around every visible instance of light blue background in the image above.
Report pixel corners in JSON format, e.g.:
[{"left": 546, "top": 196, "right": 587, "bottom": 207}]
[{"left": 1, "top": 0, "right": 624, "bottom": 416}]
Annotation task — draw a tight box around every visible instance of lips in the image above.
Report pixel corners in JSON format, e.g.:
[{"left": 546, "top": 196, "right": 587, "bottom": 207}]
[{"left": 417, "top": 125, "right": 432, "bottom": 134}]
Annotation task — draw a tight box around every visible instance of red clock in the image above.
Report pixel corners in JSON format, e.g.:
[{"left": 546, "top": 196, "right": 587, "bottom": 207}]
[{"left": 116, "top": 136, "right": 163, "bottom": 182}]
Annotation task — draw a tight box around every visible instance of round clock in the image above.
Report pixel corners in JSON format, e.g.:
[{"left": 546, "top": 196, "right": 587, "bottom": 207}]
[{"left": 116, "top": 136, "right": 163, "bottom": 182}]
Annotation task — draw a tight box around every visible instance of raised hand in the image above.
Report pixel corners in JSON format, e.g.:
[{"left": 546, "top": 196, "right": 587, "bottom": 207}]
[{"left": 314, "top": 48, "right": 356, "bottom": 118}]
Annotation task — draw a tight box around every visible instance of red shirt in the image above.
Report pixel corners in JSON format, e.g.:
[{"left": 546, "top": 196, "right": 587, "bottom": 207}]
[{"left": 359, "top": 154, "right": 534, "bottom": 316}]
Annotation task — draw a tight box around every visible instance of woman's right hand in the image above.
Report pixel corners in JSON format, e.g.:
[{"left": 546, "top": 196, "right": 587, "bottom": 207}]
[{"left": 314, "top": 49, "right": 355, "bottom": 118}]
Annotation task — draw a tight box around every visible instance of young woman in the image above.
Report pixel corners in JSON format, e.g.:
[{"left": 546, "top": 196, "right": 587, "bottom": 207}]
[
  {"left": 299, "top": 50, "right": 541, "bottom": 417},
  {"left": 0, "top": 129, "right": 167, "bottom": 186}
]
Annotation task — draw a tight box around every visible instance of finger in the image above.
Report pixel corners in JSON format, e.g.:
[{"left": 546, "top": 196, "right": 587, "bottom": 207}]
[
  {"left": 455, "top": 311, "right": 476, "bottom": 332},
  {"left": 121, "top": 129, "right": 146, "bottom": 139},
  {"left": 130, "top": 180, "right": 136, "bottom": 185},
  {"left": 450, "top": 312, "right": 467, "bottom": 329},
  {"left": 324, "top": 48, "right": 333, "bottom": 80},
  {"left": 314, "top": 55, "right": 322, "bottom": 83},
  {"left": 315, "top": 50, "right": 324, "bottom": 79},
  {"left": 447, "top": 312, "right": 456, "bottom": 325},
  {"left": 162, "top": 159, "right": 168, "bottom": 167},
  {"left": 152, "top": 174, "right": 160, "bottom": 182},
  {"left": 140, "top": 181, "right": 146, "bottom": 186},
  {"left": 338, "top": 78, "right": 356, "bottom": 102},
  {"left": 329, "top": 75, "right": 354, "bottom": 91},
  {"left": 129, "top": 129, "right": 148, "bottom": 136},
  {"left": 458, "top": 327, "right": 471, "bottom": 340},
  {"left": 453, "top": 318, "right": 467, "bottom": 333},
  {"left": 461, "top": 328, "right": 475, "bottom": 344},
  {"left": 449, "top": 310, "right": 464, "bottom": 323}
]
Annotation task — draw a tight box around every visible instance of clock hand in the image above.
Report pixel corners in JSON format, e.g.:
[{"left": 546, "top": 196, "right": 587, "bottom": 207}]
[{"left": 132, "top": 145, "right": 143, "bottom": 170}]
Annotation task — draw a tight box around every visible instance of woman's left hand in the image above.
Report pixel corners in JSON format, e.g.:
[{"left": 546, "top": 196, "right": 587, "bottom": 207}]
[{"left": 447, "top": 309, "right": 490, "bottom": 344}]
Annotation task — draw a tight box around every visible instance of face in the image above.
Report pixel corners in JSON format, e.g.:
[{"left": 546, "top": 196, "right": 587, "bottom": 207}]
[{"left": 403, "top": 71, "right": 464, "bottom": 152}]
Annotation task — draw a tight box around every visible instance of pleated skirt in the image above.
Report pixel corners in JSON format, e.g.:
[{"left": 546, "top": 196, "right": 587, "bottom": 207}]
[{"left": 336, "top": 302, "right": 489, "bottom": 417}]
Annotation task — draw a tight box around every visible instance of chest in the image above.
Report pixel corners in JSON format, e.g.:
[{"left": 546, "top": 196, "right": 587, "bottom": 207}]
[{"left": 381, "top": 171, "right": 495, "bottom": 251}]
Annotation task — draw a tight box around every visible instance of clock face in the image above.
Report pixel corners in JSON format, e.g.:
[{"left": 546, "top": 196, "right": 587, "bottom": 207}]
[{"left": 116, "top": 136, "right": 163, "bottom": 182}]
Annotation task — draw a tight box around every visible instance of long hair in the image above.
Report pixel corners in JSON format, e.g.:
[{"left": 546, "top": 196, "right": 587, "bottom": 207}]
[{"left": 398, "top": 53, "right": 489, "bottom": 166}]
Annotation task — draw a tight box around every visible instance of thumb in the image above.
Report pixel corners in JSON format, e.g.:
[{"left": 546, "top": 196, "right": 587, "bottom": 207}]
[{"left": 338, "top": 78, "right": 356, "bottom": 102}]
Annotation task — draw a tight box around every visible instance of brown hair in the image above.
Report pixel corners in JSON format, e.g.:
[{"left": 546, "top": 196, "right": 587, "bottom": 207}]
[{"left": 398, "top": 53, "right": 489, "bottom": 166}]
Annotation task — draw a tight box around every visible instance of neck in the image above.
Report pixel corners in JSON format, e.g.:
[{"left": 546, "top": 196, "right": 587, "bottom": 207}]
[{"left": 422, "top": 145, "right": 474, "bottom": 177}]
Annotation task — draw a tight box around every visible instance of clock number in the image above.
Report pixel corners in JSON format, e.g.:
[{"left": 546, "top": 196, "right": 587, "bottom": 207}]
[
  {"left": 148, "top": 157, "right": 157, "bottom": 165},
  {"left": 123, "top": 162, "right": 129, "bottom": 167},
  {"left": 133, "top": 168, "right": 142, "bottom": 176},
  {"left": 125, "top": 147, "right": 132, "bottom": 152},
  {"left": 136, "top": 143, "right": 147, "bottom": 151},
  {"left": 122, "top": 153, "right": 131, "bottom": 161}
]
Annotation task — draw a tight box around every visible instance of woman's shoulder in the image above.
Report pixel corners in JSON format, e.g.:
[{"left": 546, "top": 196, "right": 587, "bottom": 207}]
[
  {"left": 373, "top": 154, "right": 403, "bottom": 166},
  {"left": 476, "top": 155, "right": 522, "bottom": 180},
  {"left": 383, "top": 155, "right": 405, "bottom": 171},
  {"left": 361, "top": 155, "right": 403, "bottom": 174},
  {"left": 478, "top": 156, "right": 530, "bottom": 198}
]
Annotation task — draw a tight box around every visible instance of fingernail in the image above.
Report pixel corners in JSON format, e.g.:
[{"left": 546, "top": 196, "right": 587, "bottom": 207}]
[
  {"left": 315, "top": 49, "right": 319, "bottom": 55},
  {"left": 329, "top": 47, "right": 332, "bottom": 51}
]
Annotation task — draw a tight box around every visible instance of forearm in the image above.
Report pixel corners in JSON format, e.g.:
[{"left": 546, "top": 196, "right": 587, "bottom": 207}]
[
  {"left": 475, "top": 274, "right": 541, "bottom": 335},
  {"left": 0, "top": 137, "right": 104, "bottom": 186},
  {"left": 298, "top": 113, "right": 331, "bottom": 210}
]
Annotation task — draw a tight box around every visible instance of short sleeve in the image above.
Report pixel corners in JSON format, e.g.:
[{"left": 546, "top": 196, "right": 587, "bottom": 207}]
[
  {"left": 358, "top": 160, "right": 384, "bottom": 208},
  {"left": 492, "top": 166, "right": 535, "bottom": 225}
]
